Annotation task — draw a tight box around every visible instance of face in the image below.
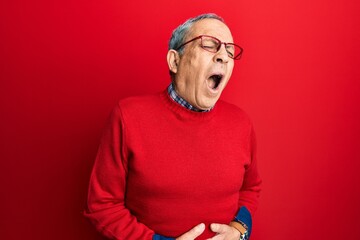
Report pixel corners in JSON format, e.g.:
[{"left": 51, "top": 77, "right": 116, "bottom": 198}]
[{"left": 169, "top": 19, "right": 235, "bottom": 110}]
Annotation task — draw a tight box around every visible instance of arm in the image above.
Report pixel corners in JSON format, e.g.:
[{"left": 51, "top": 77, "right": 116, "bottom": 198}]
[
  {"left": 209, "top": 126, "right": 261, "bottom": 240},
  {"left": 236, "top": 126, "right": 262, "bottom": 237},
  {"left": 84, "top": 104, "right": 154, "bottom": 239}
]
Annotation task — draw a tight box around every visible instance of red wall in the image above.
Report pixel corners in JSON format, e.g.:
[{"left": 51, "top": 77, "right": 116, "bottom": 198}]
[{"left": 1, "top": 1, "right": 360, "bottom": 239}]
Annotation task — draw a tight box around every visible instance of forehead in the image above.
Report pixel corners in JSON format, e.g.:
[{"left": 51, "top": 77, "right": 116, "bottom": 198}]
[{"left": 188, "top": 18, "right": 233, "bottom": 42}]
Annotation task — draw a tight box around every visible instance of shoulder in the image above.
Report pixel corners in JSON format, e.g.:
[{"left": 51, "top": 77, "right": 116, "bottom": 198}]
[
  {"left": 117, "top": 92, "right": 160, "bottom": 109},
  {"left": 216, "top": 100, "right": 252, "bottom": 125},
  {"left": 113, "top": 92, "right": 163, "bottom": 121}
]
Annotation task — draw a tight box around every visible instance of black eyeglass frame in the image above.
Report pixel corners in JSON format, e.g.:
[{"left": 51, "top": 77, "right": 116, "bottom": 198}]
[{"left": 175, "top": 35, "right": 243, "bottom": 60}]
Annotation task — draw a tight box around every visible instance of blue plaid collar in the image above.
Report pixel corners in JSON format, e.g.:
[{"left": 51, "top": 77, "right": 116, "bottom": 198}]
[{"left": 167, "top": 83, "right": 212, "bottom": 112}]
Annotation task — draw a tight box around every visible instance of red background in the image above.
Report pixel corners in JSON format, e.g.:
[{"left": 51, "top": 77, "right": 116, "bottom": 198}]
[{"left": 1, "top": 0, "right": 360, "bottom": 239}]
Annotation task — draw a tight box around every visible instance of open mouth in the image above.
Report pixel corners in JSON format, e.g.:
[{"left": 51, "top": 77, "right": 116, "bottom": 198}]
[{"left": 207, "top": 74, "right": 223, "bottom": 90}]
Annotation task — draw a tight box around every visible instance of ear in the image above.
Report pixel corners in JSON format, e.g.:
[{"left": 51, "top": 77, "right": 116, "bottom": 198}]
[{"left": 167, "top": 49, "right": 180, "bottom": 74}]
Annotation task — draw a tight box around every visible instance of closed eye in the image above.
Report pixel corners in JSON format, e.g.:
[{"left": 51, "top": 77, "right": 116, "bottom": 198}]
[
  {"left": 226, "top": 50, "right": 234, "bottom": 57},
  {"left": 203, "top": 45, "right": 217, "bottom": 50}
]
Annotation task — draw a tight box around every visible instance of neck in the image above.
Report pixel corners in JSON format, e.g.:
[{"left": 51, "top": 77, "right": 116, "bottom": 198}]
[{"left": 168, "top": 83, "right": 213, "bottom": 112}]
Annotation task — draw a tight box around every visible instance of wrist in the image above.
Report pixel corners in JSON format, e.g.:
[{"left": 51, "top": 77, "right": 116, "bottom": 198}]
[
  {"left": 229, "top": 221, "right": 249, "bottom": 240},
  {"left": 234, "top": 206, "right": 252, "bottom": 239}
]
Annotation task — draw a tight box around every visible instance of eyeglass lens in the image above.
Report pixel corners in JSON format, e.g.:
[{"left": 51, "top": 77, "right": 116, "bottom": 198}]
[{"left": 201, "top": 36, "right": 240, "bottom": 59}]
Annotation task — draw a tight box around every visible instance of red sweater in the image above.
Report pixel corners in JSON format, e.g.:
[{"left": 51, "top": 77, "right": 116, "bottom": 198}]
[{"left": 85, "top": 90, "right": 261, "bottom": 240}]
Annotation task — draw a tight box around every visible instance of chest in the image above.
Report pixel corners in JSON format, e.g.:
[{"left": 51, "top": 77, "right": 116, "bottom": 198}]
[{"left": 125, "top": 122, "right": 251, "bottom": 199}]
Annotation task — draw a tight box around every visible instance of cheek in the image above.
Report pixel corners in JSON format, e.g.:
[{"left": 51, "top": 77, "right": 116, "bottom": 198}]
[
  {"left": 225, "top": 67, "right": 234, "bottom": 82},
  {"left": 228, "top": 62, "right": 234, "bottom": 74}
]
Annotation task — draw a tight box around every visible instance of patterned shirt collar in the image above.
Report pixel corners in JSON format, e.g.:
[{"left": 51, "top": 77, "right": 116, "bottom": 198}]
[{"left": 167, "top": 83, "right": 212, "bottom": 112}]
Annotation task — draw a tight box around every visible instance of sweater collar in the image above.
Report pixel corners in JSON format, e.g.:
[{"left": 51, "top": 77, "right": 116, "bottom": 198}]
[{"left": 161, "top": 87, "right": 218, "bottom": 121}]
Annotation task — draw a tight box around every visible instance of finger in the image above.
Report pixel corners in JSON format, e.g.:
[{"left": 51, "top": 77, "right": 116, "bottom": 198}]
[
  {"left": 206, "top": 234, "right": 225, "bottom": 240},
  {"left": 210, "top": 223, "right": 230, "bottom": 234},
  {"left": 177, "top": 223, "right": 205, "bottom": 240}
]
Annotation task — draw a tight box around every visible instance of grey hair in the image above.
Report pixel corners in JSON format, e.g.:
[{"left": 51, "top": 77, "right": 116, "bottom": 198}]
[{"left": 168, "top": 13, "right": 225, "bottom": 54}]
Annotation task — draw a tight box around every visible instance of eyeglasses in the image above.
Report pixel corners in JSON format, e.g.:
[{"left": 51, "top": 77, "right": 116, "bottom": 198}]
[{"left": 175, "top": 35, "right": 243, "bottom": 60}]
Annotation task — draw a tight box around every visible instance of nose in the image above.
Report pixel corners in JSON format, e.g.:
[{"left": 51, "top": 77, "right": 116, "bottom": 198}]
[{"left": 214, "top": 43, "right": 230, "bottom": 63}]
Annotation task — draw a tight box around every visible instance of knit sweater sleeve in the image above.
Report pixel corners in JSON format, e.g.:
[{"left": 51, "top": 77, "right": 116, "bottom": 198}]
[
  {"left": 84, "top": 103, "right": 154, "bottom": 240},
  {"left": 237, "top": 125, "right": 262, "bottom": 219}
]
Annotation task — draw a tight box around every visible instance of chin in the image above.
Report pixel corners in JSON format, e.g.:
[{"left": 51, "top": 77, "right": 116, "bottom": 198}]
[
  {"left": 196, "top": 93, "right": 220, "bottom": 110},
  {"left": 199, "top": 100, "right": 217, "bottom": 110}
]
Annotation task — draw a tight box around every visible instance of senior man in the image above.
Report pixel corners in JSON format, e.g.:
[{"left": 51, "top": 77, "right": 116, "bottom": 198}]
[{"left": 85, "top": 13, "right": 261, "bottom": 240}]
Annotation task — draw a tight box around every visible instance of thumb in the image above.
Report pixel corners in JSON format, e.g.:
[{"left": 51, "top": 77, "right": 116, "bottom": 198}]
[{"left": 177, "top": 223, "right": 205, "bottom": 240}]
